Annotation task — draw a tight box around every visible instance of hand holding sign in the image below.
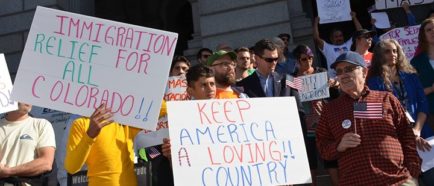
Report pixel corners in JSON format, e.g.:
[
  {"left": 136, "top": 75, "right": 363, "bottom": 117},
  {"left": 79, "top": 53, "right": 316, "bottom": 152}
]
[{"left": 86, "top": 103, "right": 114, "bottom": 138}]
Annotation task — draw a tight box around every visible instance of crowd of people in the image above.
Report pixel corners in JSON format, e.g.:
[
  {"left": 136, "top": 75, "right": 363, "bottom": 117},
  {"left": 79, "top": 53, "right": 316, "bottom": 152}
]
[{"left": 2, "top": 3, "right": 434, "bottom": 186}]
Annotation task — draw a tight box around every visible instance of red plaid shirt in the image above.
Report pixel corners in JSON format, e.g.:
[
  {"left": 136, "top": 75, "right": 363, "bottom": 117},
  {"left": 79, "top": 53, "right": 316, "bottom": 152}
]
[{"left": 316, "top": 88, "right": 420, "bottom": 186}]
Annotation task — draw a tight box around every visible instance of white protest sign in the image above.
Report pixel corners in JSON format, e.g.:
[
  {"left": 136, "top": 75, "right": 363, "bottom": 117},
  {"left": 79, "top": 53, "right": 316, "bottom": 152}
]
[
  {"left": 375, "top": 0, "right": 434, "bottom": 10},
  {"left": 371, "top": 12, "right": 391, "bottom": 29},
  {"left": 299, "top": 72, "right": 329, "bottom": 102},
  {"left": 0, "top": 54, "right": 18, "bottom": 114},
  {"left": 167, "top": 97, "right": 312, "bottom": 186},
  {"left": 317, "top": 0, "right": 352, "bottom": 24},
  {"left": 11, "top": 6, "right": 178, "bottom": 130},
  {"left": 380, "top": 25, "right": 420, "bottom": 60},
  {"left": 164, "top": 76, "right": 190, "bottom": 101},
  {"left": 134, "top": 116, "right": 169, "bottom": 149}
]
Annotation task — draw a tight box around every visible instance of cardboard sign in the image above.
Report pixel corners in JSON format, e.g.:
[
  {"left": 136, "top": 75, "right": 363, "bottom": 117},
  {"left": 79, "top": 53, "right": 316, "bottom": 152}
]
[
  {"left": 375, "top": 0, "right": 434, "bottom": 10},
  {"left": 167, "top": 97, "right": 311, "bottom": 186},
  {"left": 299, "top": 72, "right": 329, "bottom": 102},
  {"left": 380, "top": 25, "right": 420, "bottom": 60},
  {"left": 164, "top": 76, "right": 190, "bottom": 101},
  {"left": 11, "top": 7, "right": 178, "bottom": 130},
  {"left": 0, "top": 54, "right": 18, "bottom": 114},
  {"left": 317, "top": 0, "right": 352, "bottom": 24}
]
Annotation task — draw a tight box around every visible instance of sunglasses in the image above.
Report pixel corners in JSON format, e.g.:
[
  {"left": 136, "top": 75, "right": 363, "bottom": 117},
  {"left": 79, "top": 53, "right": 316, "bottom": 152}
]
[
  {"left": 260, "top": 56, "right": 279, "bottom": 63},
  {"left": 335, "top": 65, "right": 361, "bottom": 76},
  {"left": 202, "top": 54, "right": 211, "bottom": 58}
]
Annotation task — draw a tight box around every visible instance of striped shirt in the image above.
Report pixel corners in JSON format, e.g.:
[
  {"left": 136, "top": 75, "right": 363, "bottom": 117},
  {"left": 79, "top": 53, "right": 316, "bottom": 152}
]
[{"left": 316, "top": 88, "right": 420, "bottom": 186}]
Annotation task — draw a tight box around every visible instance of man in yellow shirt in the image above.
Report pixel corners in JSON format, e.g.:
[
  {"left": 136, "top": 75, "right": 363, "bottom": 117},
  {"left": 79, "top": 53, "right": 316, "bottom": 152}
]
[{"left": 65, "top": 102, "right": 166, "bottom": 186}]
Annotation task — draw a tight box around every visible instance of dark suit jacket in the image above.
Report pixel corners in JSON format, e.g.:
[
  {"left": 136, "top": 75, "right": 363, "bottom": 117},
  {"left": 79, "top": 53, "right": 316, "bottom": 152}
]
[
  {"left": 236, "top": 71, "right": 307, "bottom": 135},
  {"left": 237, "top": 72, "right": 303, "bottom": 110}
]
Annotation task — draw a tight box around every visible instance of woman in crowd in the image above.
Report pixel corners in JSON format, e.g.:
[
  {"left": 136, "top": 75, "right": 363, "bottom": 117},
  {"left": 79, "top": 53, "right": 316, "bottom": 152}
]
[
  {"left": 292, "top": 44, "right": 328, "bottom": 186},
  {"left": 368, "top": 39, "right": 433, "bottom": 185}
]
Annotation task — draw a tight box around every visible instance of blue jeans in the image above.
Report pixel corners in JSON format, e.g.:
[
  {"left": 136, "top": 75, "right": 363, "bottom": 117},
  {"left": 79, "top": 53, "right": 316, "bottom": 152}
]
[{"left": 421, "top": 167, "right": 434, "bottom": 186}]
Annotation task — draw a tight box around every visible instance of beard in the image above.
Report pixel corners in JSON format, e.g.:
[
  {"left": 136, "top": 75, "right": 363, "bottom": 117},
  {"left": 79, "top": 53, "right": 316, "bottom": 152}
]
[{"left": 215, "top": 72, "right": 236, "bottom": 87}]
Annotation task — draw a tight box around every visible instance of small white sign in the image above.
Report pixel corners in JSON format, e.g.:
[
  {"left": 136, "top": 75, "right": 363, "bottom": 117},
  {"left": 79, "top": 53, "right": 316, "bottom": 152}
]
[
  {"left": 167, "top": 97, "right": 312, "bottom": 186},
  {"left": 299, "top": 72, "right": 329, "bottom": 102},
  {"left": 317, "top": 0, "right": 352, "bottom": 24},
  {"left": 164, "top": 76, "right": 190, "bottom": 101},
  {"left": 0, "top": 54, "right": 18, "bottom": 114},
  {"left": 375, "top": 0, "right": 434, "bottom": 10}
]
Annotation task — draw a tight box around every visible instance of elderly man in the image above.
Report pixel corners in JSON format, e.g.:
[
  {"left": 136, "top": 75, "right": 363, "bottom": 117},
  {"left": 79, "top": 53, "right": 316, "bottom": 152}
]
[
  {"left": 316, "top": 51, "right": 421, "bottom": 186},
  {"left": 0, "top": 103, "right": 55, "bottom": 185}
]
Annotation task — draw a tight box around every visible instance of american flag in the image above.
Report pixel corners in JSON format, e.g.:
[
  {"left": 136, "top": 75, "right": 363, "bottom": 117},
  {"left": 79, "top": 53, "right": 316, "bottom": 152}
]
[
  {"left": 286, "top": 75, "right": 303, "bottom": 91},
  {"left": 353, "top": 102, "right": 383, "bottom": 119},
  {"left": 147, "top": 146, "right": 161, "bottom": 159}
]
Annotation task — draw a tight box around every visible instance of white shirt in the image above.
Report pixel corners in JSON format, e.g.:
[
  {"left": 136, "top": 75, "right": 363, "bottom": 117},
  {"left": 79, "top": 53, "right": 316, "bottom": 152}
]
[{"left": 321, "top": 39, "right": 353, "bottom": 78}]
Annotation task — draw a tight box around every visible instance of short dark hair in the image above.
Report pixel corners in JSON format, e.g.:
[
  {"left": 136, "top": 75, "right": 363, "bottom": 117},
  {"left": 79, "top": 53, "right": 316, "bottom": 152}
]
[
  {"left": 253, "top": 39, "right": 278, "bottom": 57},
  {"left": 278, "top": 33, "right": 291, "bottom": 39},
  {"left": 186, "top": 64, "right": 214, "bottom": 87},
  {"left": 170, "top": 56, "right": 191, "bottom": 72},
  {"left": 196, "top": 48, "right": 213, "bottom": 59},
  {"left": 235, "top": 47, "right": 250, "bottom": 53},
  {"left": 292, "top": 44, "right": 313, "bottom": 59}
]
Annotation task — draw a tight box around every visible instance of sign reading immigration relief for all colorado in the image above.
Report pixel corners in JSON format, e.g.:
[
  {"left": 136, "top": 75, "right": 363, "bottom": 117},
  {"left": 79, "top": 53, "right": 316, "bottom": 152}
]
[{"left": 11, "top": 6, "right": 178, "bottom": 130}]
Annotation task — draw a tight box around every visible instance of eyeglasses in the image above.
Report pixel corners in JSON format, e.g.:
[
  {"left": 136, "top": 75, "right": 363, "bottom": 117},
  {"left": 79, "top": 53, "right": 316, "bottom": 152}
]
[
  {"left": 299, "top": 56, "right": 313, "bottom": 62},
  {"left": 212, "top": 61, "right": 236, "bottom": 69},
  {"left": 260, "top": 56, "right": 279, "bottom": 63},
  {"left": 202, "top": 54, "right": 211, "bottom": 58},
  {"left": 335, "top": 65, "right": 361, "bottom": 76}
]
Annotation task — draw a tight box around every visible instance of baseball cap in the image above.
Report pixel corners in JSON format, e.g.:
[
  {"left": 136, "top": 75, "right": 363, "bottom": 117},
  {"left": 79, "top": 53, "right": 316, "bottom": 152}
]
[
  {"left": 206, "top": 50, "right": 237, "bottom": 66},
  {"left": 331, "top": 51, "right": 366, "bottom": 69},
  {"left": 353, "top": 29, "right": 376, "bottom": 40}
]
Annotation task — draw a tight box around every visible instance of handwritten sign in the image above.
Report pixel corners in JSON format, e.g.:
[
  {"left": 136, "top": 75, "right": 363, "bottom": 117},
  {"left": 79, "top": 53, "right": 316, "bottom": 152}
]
[
  {"left": 375, "top": 0, "right": 434, "bottom": 10},
  {"left": 0, "top": 54, "right": 18, "bottom": 114},
  {"left": 164, "top": 76, "right": 190, "bottom": 101},
  {"left": 299, "top": 72, "right": 329, "bottom": 102},
  {"left": 167, "top": 97, "right": 311, "bottom": 186},
  {"left": 380, "top": 25, "right": 420, "bottom": 60},
  {"left": 317, "top": 0, "right": 352, "bottom": 24},
  {"left": 134, "top": 116, "right": 169, "bottom": 149},
  {"left": 11, "top": 7, "right": 178, "bottom": 130}
]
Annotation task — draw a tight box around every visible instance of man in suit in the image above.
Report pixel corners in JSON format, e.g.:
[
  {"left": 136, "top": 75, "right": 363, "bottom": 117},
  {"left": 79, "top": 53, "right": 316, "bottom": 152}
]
[
  {"left": 237, "top": 39, "right": 301, "bottom": 100},
  {"left": 237, "top": 38, "right": 306, "bottom": 139}
]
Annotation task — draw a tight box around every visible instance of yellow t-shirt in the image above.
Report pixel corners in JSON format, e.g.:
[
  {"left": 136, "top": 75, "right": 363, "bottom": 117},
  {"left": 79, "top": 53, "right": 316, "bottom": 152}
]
[
  {"left": 65, "top": 118, "right": 141, "bottom": 186},
  {"left": 215, "top": 88, "right": 239, "bottom": 99}
]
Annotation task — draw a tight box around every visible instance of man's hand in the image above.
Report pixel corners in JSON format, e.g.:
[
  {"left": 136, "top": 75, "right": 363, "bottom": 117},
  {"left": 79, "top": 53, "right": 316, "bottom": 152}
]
[
  {"left": 86, "top": 103, "right": 114, "bottom": 138},
  {"left": 337, "top": 133, "right": 361, "bottom": 152},
  {"left": 0, "top": 164, "right": 10, "bottom": 178},
  {"left": 415, "top": 136, "right": 432, "bottom": 152},
  {"left": 162, "top": 138, "right": 171, "bottom": 160}
]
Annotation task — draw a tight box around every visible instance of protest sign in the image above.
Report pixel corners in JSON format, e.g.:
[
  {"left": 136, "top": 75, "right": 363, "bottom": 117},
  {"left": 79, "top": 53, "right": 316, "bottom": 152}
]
[
  {"left": 167, "top": 97, "right": 312, "bottom": 186},
  {"left": 134, "top": 116, "right": 169, "bottom": 149},
  {"left": 299, "top": 72, "right": 329, "bottom": 102},
  {"left": 11, "top": 6, "right": 178, "bottom": 130},
  {"left": 164, "top": 76, "right": 190, "bottom": 101},
  {"left": 380, "top": 25, "right": 420, "bottom": 60},
  {"left": 0, "top": 54, "right": 18, "bottom": 114},
  {"left": 375, "top": 0, "right": 434, "bottom": 10},
  {"left": 317, "top": 0, "right": 352, "bottom": 24}
]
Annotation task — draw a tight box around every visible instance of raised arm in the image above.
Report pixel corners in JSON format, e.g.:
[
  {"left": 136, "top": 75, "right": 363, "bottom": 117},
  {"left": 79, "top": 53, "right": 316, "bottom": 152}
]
[
  {"left": 402, "top": 1, "right": 417, "bottom": 26},
  {"left": 351, "top": 11, "right": 362, "bottom": 30},
  {"left": 313, "top": 16, "right": 325, "bottom": 50}
]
